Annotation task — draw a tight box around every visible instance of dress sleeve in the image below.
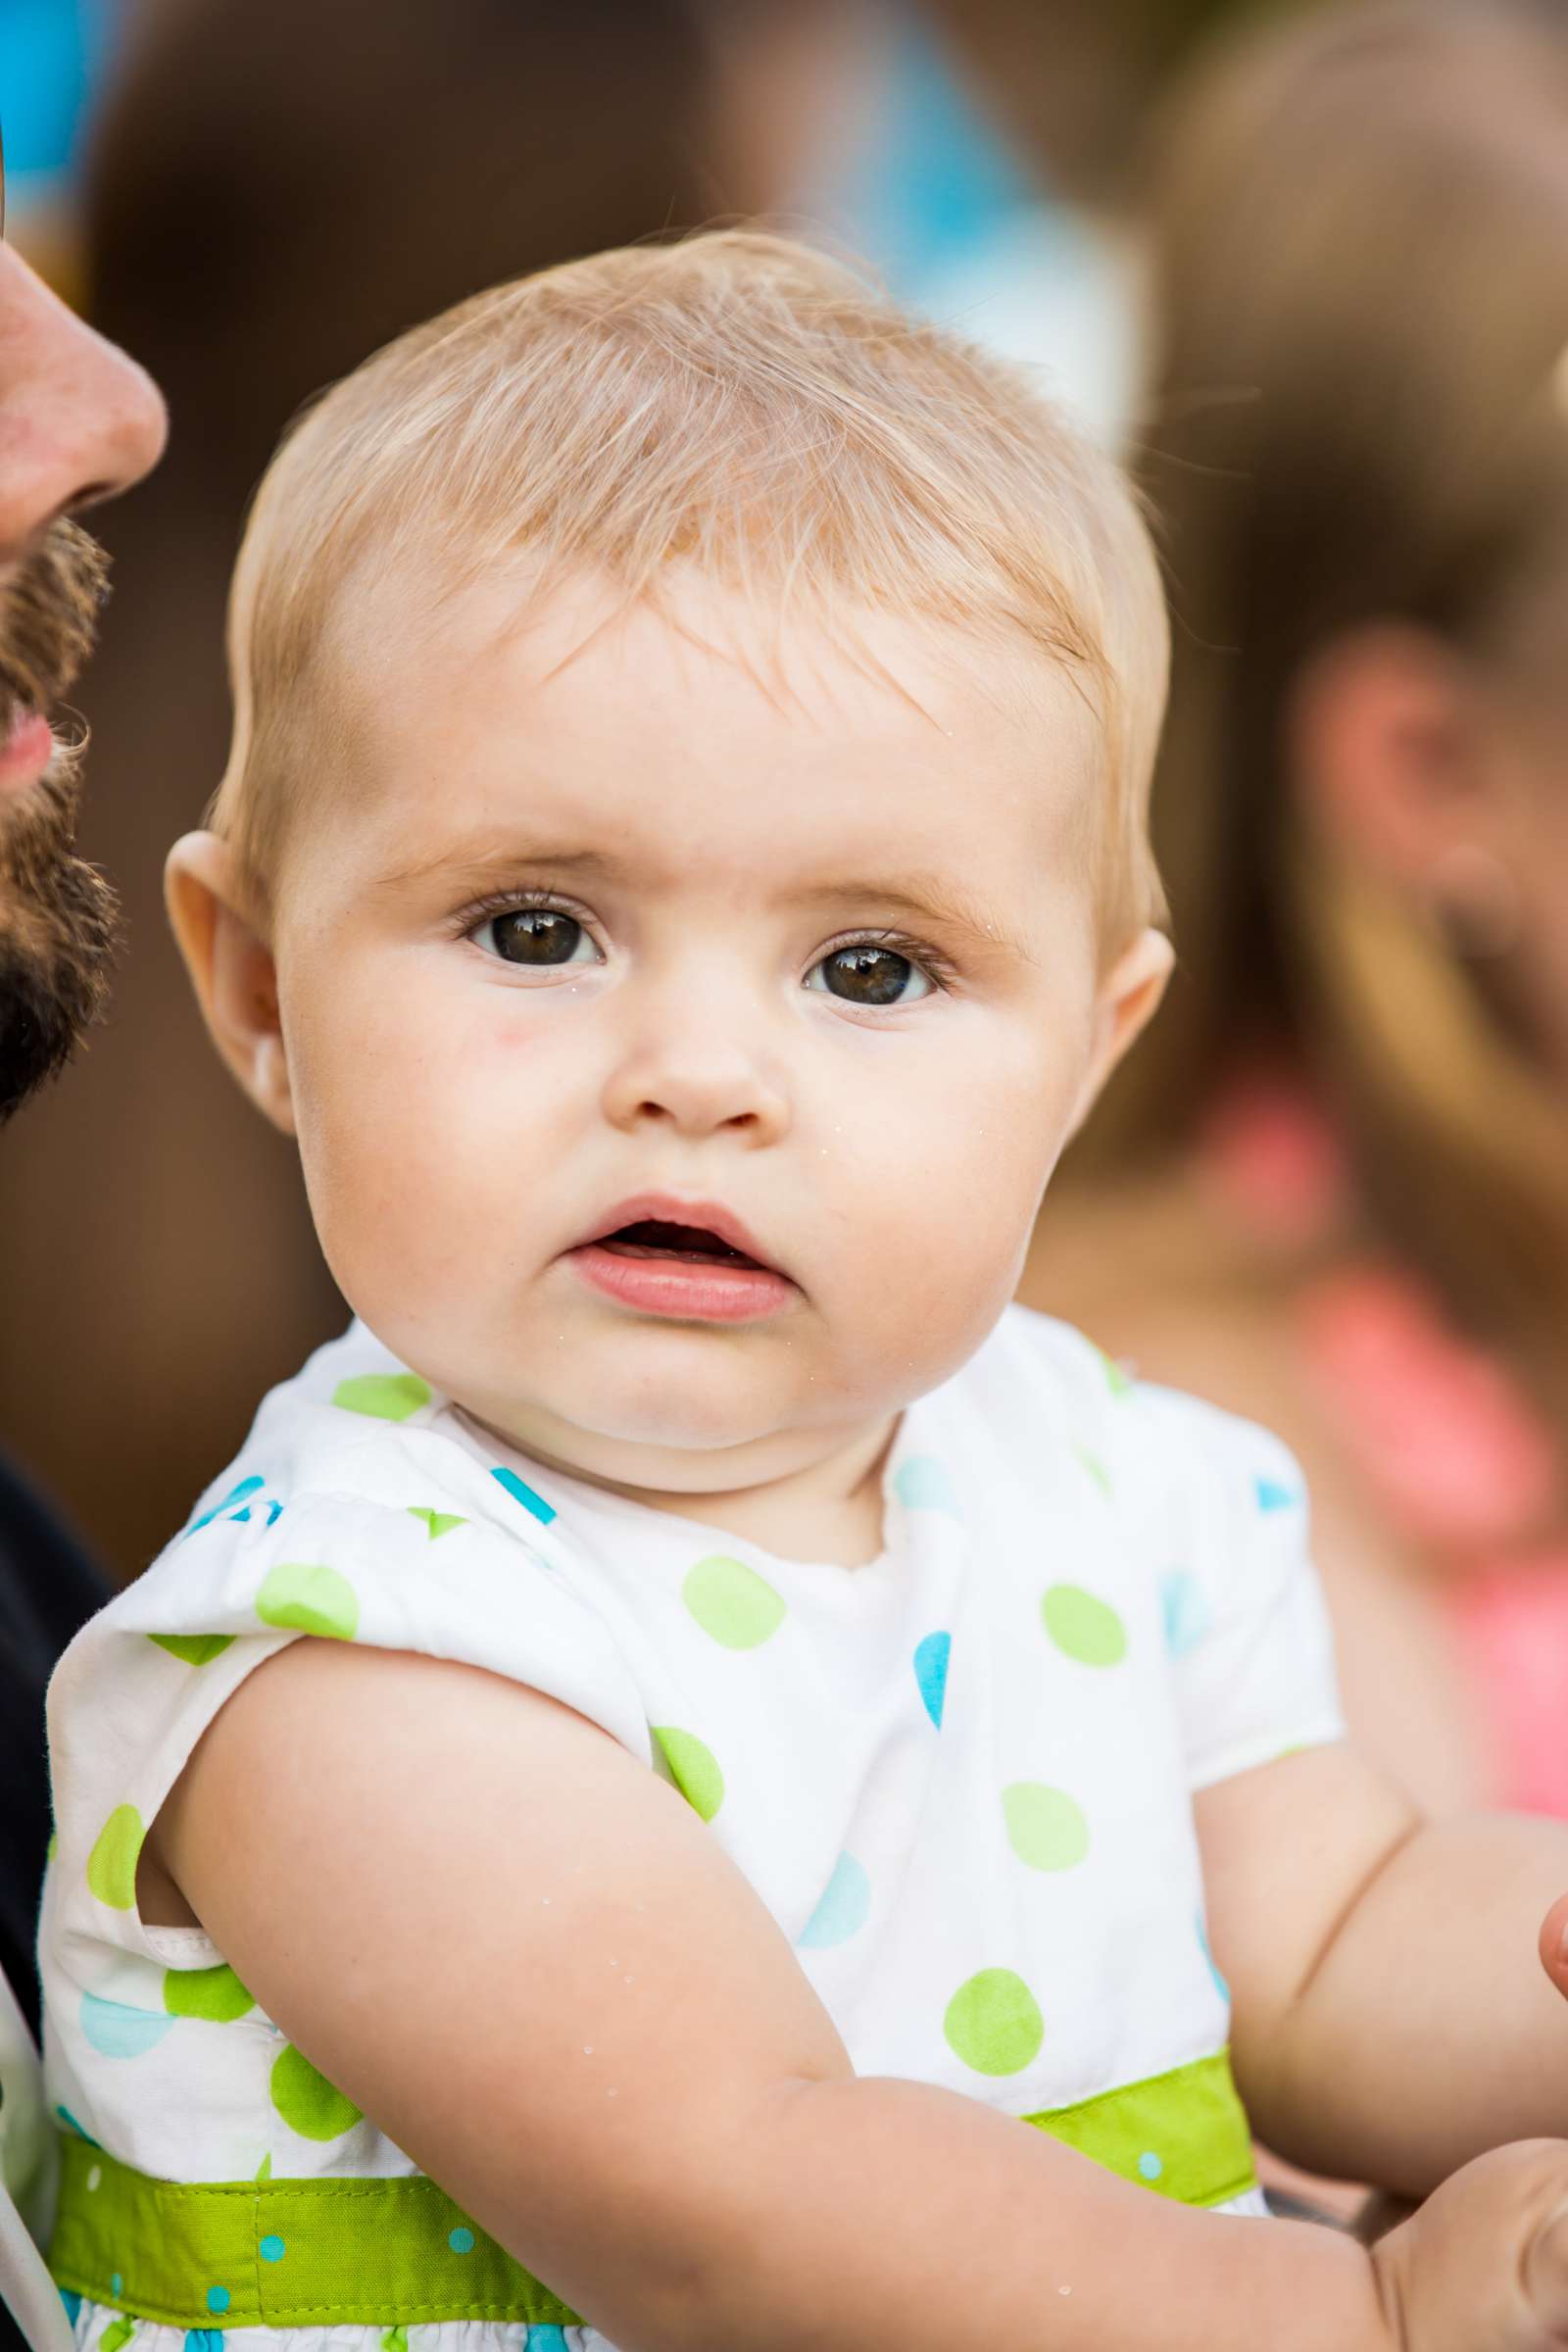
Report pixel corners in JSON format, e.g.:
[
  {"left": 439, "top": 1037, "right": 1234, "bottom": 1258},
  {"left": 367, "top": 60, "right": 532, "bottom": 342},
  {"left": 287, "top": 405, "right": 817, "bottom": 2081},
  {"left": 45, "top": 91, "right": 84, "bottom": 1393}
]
[
  {"left": 46, "top": 1481, "right": 651, "bottom": 1972},
  {"left": 1127, "top": 1384, "right": 1347, "bottom": 1791}
]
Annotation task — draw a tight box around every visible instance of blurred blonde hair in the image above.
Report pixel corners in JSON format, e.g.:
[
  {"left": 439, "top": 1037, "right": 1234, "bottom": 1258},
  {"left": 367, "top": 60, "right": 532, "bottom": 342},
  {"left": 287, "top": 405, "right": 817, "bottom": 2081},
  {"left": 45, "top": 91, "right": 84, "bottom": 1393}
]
[
  {"left": 1080, "top": 0, "right": 1568, "bottom": 1427},
  {"left": 211, "top": 228, "right": 1167, "bottom": 953}
]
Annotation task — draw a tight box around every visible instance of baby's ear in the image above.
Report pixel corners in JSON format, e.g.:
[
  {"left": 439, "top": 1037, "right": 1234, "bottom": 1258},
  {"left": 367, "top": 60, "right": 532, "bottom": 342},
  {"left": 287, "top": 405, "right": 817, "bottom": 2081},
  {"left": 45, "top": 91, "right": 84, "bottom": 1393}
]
[
  {"left": 166, "top": 831, "right": 296, "bottom": 1135},
  {"left": 1068, "top": 925, "right": 1173, "bottom": 1137}
]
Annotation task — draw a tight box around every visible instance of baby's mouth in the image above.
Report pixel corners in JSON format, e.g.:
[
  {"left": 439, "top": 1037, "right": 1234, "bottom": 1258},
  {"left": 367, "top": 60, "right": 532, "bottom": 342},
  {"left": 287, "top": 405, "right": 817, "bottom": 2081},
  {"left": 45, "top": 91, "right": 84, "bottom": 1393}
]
[
  {"left": 589, "top": 1218, "right": 766, "bottom": 1271},
  {"left": 567, "top": 1201, "right": 796, "bottom": 1322}
]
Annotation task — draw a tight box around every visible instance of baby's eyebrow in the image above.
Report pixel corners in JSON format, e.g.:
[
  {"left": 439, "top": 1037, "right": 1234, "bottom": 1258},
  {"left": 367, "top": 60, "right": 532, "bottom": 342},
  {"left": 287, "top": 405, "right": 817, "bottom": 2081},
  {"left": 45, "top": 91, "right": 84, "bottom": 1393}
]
[
  {"left": 799, "top": 876, "right": 1034, "bottom": 961},
  {"left": 374, "top": 841, "right": 1035, "bottom": 962},
  {"left": 374, "top": 841, "right": 624, "bottom": 892}
]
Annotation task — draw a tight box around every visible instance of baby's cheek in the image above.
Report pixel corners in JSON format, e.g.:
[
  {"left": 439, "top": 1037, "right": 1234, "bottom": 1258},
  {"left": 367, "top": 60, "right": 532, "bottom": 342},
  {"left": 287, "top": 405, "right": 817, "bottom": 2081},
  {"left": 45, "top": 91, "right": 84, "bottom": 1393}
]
[
  {"left": 295, "top": 1040, "right": 487, "bottom": 1309},
  {"left": 838, "top": 1081, "right": 1048, "bottom": 1376}
]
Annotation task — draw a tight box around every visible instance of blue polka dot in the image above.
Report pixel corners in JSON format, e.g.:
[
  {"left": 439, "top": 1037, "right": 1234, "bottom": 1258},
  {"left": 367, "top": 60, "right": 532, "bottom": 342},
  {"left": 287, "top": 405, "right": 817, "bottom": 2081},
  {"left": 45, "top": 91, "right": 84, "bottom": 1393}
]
[
  {"left": 80, "top": 1988, "right": 176, "bottom": 2059},
  {"left": 1254, "top": 1476, "right": 1298, "bottom": 1513},
  {"left": 259, "top": 2235, "right": 285, "bottom": 2264},
  {"left": 449, "top": 2227, "right": 475, "bottom": 2255},
  {"left": 797, "top": 1852, "right": 871, "bottom": 1949},
  {"left": 526, "top": 2331, "right": 570, "bottom": 2352},
  {"left": 111, "top": 2274, "right": 122, "bottom": 2298},
  {"left": 1159, "top": 1571, "right": 1212, "bottom": 1658},
  {"left": 59, "top": 2288, "right": 81, "bottom": 2326},
  {"left": 893, "top": 1456, "right": 962, "bottom": 1518},
  {"left": 186, "top": 1474, "right": 263, "bottom": 1535},
  {"left": 1197, "top": 1910, "right": 1230, "bottom": 2005},
  {"left": 491, "top": 1467, "right": 557, "bottom": 1525},
  {"left": 1138, "top": 2151, "right": 1163, "bottom": 2181},
  {"left": 913, "top": 1631, "right": 952, "bottom": 1728},
  {"left": 206, "top": 2286, "right": 230, "bottom": 2315},
  {"left": 185, "top": 2331, "right": 223, "bottom": 2352}
]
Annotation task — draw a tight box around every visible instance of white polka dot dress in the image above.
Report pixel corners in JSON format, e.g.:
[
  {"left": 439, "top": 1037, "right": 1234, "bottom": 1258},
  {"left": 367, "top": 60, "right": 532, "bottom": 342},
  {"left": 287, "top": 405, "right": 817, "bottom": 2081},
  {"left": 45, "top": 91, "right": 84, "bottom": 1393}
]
[{"left": 40, "top": 1308, "right": 1344, "bottom": 2349}]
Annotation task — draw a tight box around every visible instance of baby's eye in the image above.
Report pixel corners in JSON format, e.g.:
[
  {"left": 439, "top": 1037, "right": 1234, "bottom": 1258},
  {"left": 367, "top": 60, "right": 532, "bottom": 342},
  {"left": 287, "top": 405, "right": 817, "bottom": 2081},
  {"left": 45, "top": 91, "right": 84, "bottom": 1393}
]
[
  {"left": 805, "top": 944, "right": 934, "bottom": 1006},
  {"left": 478, "top": 908, "right": 602, "bottom": 969}
]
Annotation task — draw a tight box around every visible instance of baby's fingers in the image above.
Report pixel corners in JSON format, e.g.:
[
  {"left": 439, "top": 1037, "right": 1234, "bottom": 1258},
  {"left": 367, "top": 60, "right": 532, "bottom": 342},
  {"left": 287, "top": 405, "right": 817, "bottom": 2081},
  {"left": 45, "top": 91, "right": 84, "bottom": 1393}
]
[
  {"left": 1538, "top": 1894, "right": 1568, "bottom": 2008},
  {"left": 1376, "top": 2141, "right": 1568, "bottom": 2352},
  {"left": 1526, "top": 2197, "right": 1568, "bottom": 2336}
]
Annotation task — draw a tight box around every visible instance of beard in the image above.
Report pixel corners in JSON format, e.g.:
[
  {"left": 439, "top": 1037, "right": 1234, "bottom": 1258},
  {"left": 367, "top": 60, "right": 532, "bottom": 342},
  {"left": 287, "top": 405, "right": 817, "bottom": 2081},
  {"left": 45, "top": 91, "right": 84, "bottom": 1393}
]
[{"left": 0, "top": 518, "right": 120, "bottom": 1126}]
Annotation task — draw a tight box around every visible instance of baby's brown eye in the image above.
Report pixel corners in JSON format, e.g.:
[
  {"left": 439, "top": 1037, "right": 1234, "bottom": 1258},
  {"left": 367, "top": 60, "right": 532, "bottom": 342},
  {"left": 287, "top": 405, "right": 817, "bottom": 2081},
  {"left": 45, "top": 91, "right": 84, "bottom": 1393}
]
[
  {"left": 483, "top": 908, "right": 596, "bottom": 967},
  {"left": 808, "top": 944, "right": 932, "bottom": 1005}
]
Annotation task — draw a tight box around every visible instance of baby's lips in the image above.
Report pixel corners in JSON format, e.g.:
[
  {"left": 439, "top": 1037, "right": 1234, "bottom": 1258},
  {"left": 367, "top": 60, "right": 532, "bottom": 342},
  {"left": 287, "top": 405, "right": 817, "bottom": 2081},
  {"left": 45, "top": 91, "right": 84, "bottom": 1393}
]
[{"left": 572, "top": 1192, "right": 787, "bottom": 1277}]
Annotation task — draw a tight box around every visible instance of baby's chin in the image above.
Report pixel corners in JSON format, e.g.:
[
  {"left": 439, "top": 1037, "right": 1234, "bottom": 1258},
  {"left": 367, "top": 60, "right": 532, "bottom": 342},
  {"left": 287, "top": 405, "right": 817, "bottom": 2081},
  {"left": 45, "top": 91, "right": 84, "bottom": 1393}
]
[
  {"left": 469, "top": 1385, "right": 830, "bottom": 1490},
  {"left": 450, "top": 1348, "right": 894, "bottom": 1499}
]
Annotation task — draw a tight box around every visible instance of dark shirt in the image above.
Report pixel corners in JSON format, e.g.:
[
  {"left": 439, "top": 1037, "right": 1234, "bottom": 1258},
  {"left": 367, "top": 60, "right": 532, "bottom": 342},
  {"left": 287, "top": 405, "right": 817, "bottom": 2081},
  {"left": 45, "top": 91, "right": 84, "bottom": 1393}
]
[{"left": 0, "top": 1455, "right": 108, "bottom": 2044}]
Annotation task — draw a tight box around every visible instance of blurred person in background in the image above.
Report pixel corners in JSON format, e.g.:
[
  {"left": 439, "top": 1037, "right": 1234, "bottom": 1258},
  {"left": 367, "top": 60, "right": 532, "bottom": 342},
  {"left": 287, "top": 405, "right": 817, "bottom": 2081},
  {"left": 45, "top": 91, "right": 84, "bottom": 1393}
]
[
  {"left": 1025, "top": 0, "right": 1568, "bottom": 1829},
  {"left": 0, "top": 0, "right": 862, "bottom": 1586}
]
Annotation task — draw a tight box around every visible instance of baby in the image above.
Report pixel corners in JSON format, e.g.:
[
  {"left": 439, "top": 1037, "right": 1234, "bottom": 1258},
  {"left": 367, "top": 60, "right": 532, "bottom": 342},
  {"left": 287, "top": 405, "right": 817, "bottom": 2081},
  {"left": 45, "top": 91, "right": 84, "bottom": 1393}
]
[{"left": 39, "top": 231, "right": 1568, "bottom": 2352}]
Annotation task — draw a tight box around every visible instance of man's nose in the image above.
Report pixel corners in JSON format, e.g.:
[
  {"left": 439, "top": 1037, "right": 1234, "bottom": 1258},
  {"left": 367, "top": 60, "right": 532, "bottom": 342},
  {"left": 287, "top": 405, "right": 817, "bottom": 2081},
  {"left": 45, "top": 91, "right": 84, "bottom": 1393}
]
[
  {"left": 0, "top": 245, "right": 167, "bottom": 564},
  {"left": 601, "top": 1007, "right": 791, "bottom": 1145}
]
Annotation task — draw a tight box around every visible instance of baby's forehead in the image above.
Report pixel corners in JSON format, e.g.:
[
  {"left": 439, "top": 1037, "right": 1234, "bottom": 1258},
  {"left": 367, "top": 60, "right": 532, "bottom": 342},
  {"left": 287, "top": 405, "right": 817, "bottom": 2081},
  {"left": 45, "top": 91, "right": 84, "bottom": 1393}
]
[
  {"left": 312, "top": 564, "right": 1104, "bottom": 893},
  {"left": 337, "top": 560, "right": 1097, "bottom": 765}
]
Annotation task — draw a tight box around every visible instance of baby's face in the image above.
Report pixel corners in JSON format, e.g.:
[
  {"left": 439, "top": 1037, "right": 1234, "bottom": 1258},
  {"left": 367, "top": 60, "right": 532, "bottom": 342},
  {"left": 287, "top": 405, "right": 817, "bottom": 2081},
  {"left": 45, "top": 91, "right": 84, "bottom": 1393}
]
[{"left": 268, "top": 573, "right": 1148, "bottom": 1491}]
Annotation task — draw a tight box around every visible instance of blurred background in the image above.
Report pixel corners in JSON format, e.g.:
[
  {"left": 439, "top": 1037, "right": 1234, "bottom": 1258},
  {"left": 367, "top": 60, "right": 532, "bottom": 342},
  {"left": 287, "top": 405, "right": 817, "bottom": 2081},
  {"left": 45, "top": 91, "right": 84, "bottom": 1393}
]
[{"left": 9, "top": 0, "right": 1568, "bottom": 1891}]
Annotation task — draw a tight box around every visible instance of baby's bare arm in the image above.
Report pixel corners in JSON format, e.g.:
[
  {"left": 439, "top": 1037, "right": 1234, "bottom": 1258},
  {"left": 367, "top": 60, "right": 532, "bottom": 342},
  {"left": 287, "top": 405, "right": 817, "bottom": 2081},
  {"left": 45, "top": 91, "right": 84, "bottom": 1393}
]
[
  {"left": 1198, "top": 1742, "right": 1568, "bottom": 2194},
  {"left": 157, "top": 1640, "right": 1396, "bottom": 2352}
]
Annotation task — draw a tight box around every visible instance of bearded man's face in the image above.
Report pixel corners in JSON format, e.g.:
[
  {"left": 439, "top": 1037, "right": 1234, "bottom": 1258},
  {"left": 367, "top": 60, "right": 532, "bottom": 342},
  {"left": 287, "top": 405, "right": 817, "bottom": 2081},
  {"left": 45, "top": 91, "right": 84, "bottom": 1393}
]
[{"left": 0, "top": 518, "right": 119, "bottom": 1124}]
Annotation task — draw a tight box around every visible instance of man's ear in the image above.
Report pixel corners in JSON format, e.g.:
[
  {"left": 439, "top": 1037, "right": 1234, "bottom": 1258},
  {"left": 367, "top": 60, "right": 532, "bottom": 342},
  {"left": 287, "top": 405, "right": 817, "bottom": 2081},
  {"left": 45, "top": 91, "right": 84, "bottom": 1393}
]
[
  {"left": 1067, "top": 924, "right": 1173, "bottom": 1137},
  {"left": 166, "top": 831, "right": 296, "bottom": 1134}
]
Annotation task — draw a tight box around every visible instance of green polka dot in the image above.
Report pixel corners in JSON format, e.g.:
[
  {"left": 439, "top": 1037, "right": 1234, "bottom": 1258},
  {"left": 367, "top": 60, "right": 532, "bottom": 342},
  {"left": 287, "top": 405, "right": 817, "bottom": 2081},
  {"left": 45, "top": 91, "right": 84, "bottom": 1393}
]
[
  {"left": 270, "top": 2043, "right": 364, "bottom": 2141},
  {"left": 681, "top": 1556, "right": 786, "bottom": 1650},
  {"left": 46, "top": 1830, "right": 57, "bottom": 1864},
  {"left": 1071, "top": 1441, "right": 1112, "bottom": 1498},
  {"left": 407, "top": 1507, "right": 466, "bottom": 1541},
  {"left": 164, "top": 1963, "right": 255, "bottom": 2023},
  {"left": 1042, "top": 1584, "right": 1127, "bottom": 1667},
  {"left": 382, "top": 2329, "right": 408, "bottom": 2352},
  {"left": 148, "top": 1632, "right": 236, "bottom": 1668},
  {"left": 332, "top": 1372, "right": 431, "bottom": 1421},
  {"left": 101, "top": 2317, "right": 134, "bottom": 2352},
  {"left": 943, "top": 1968, "right": 1045, "bottom": 2077},
  {"left": 1101, "top": 1350, "right": 1133, "bottom": 1397},
  {"left": 652, "top": 1726, "right": 724, "bottom": 1821},
  {"left": 86, "top": 1805, "right": 144, "bottom": 1910},
  {"left": 256, "top": 2153, "right": 272, "bottom": 2183},
  {"left": 256, "top": 1561, "right": 360, "bottom": 1642},
  {"left": 1003, "top": 1783, "right": 1091, "bottom": 1872}
]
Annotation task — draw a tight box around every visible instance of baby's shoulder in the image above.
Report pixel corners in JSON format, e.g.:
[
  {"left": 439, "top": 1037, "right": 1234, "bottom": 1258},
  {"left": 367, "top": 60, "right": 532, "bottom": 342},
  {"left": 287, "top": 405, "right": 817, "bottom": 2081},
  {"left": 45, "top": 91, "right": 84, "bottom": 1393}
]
[
  {"left": 74, "top": 1320, "right": 609, "bottom": 1677},
  {"left": 965, "top": 1303, "right": 1308, "bottom": 1527},
  {"left": 50, "top": 1326, "right": 650, "bottom": 1822},
  {"left": 170, "top": 1318, "right": 567, "bottom": 1542}
]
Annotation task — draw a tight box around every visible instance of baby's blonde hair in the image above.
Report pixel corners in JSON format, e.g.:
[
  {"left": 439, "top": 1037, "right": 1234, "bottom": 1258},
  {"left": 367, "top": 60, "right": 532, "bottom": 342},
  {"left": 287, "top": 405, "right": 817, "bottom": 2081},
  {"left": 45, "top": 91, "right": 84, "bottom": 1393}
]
[{"left": 213, "top": 229, "right": 1168, "bottom": 949}]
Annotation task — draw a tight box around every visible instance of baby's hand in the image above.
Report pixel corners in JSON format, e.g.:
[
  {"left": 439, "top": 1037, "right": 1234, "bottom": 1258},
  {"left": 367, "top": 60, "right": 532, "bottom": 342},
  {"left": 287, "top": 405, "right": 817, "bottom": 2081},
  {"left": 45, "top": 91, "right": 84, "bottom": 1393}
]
[{"left": 1374, "top": 2141, "right": 1568, "bottom": 2350}]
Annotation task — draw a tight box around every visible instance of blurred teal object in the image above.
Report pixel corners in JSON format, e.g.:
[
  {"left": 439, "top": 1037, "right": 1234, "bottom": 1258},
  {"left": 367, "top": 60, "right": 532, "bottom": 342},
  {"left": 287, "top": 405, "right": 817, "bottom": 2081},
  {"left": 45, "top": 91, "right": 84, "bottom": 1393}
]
[
  {"left": 0, "top": 0, "right": 113, "bottom": 190},
  {"left": 812, "top": 11, "right": 1143, "bottom": 447},
  {"left": 828, "top": 15, "right": 1036, "bottom": 300}
]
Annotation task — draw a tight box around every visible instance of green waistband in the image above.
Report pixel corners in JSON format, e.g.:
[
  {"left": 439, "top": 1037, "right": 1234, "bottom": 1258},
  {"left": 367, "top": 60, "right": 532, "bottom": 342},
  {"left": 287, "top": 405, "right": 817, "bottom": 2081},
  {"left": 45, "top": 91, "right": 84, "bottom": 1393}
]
[{"left": 50, "top": 2053, "right": 1254, "bottom": 2330}]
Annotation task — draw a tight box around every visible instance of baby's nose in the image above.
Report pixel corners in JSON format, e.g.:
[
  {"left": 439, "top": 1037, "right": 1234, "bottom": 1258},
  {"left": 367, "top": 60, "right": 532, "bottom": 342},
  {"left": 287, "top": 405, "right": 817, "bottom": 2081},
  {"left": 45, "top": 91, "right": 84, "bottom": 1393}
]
[{"left": 601, "top": 1026, "right": 790, "bottom": 1144}]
